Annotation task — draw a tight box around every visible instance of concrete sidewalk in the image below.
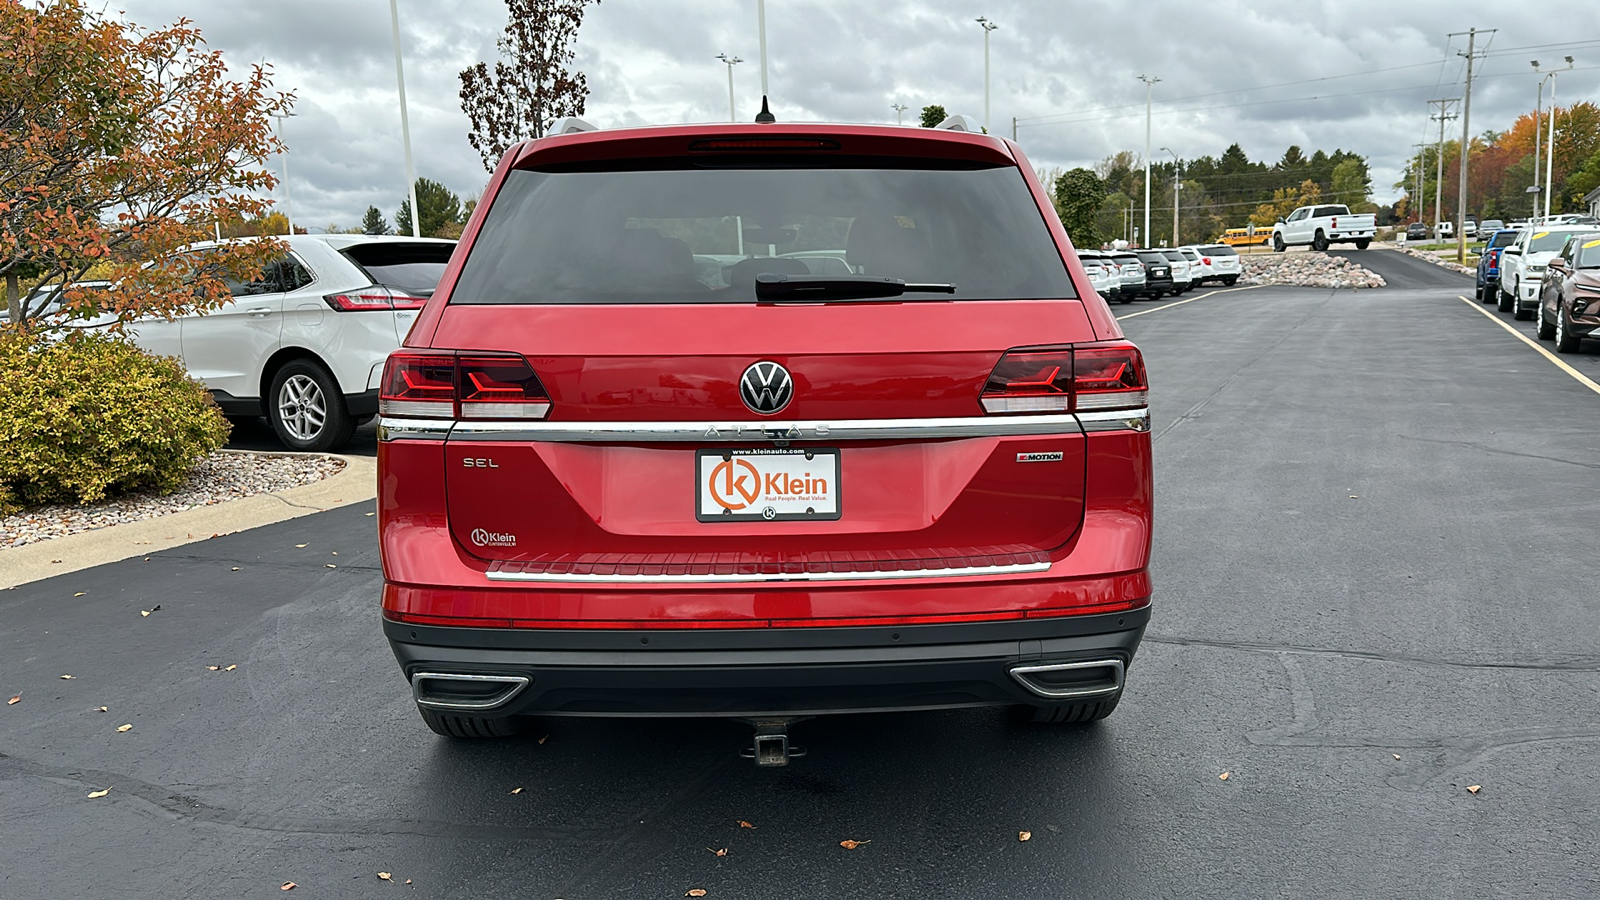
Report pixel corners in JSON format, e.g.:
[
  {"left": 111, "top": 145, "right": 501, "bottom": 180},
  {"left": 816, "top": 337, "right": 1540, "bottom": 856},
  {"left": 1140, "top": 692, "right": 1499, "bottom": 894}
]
[{"left": 0, "top": 454, "right": 376, "bottom": 589}]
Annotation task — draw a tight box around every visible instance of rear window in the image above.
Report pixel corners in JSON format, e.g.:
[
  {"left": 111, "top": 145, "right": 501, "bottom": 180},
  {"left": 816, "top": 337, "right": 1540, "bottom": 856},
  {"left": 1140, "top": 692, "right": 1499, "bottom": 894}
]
[
  {"left": 1315, "top": 206, "right": 1349, "bottom": 217},
  {"left": 450, "top": 165, "right": 1074, "bottom": 304},
  {"left": 1487, "top": 230, "right": 1518, "bottom": 249},
  {"left": 341, "top": 242, "right": 456, "bottom": 296},
  {"left": 1201, "top": 244, "right": 1236, "bottom": 256},
  {"left": 1162, "top": 250, "right": 1185, "bottom": 261}
]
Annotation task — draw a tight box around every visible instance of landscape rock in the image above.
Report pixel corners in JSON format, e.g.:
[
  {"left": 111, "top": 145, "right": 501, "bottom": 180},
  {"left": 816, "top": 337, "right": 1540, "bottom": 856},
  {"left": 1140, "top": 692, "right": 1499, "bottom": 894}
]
[{"left": 1238, "top": 251, "right": 1386, "bottom": 289}]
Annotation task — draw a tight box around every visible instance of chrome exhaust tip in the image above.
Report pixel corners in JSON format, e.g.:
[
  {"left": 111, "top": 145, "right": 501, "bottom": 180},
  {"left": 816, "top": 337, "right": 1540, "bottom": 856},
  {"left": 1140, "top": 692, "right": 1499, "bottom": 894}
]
[
  {"left": 1008, "top": 659, "right": 1124, "bottom": 700},
  {"left": 411, "top": 672, "right": 530, "bottom": 711}
]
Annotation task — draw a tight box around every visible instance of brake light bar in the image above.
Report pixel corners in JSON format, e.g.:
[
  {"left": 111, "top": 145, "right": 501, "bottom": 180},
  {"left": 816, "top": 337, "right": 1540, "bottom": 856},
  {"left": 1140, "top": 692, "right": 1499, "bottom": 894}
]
[
  {"left": 980, "top": 342, "right": 1147, "bottom": 415},
  {"left": 324, "top": 284, "right": 428, "bottom": 312},
  {"left": 380, "top": 351, "right": 551, "bottom": 420}
]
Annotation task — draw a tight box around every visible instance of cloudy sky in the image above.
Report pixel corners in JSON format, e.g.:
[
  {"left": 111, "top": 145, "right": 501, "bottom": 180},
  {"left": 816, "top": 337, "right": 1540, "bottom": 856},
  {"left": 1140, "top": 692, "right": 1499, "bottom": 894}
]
[{"left": 117, "top": 0, "right": 1600, "bottom": 230}]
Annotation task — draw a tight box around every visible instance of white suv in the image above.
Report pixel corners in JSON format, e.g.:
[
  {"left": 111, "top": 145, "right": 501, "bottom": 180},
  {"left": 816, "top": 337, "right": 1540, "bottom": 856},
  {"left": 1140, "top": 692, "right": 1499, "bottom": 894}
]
[
  {"left": 125, "top": 234, "right": 457, "bottom": 450},
  {"left": 1498, "top": 225, "right": 1594, "bottom": 321}
]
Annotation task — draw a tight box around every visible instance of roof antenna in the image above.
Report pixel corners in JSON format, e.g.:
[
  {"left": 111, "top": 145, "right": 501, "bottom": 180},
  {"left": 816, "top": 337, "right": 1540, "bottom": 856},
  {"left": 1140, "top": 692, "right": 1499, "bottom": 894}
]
[{"left": 755, "top": 95, "right": 776, "bottom": 124}]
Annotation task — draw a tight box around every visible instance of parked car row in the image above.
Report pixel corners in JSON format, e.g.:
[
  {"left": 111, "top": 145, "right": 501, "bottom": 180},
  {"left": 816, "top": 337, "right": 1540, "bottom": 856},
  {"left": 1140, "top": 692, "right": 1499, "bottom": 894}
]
[
  {"left": 1476, "top": 223, "right": 1600, "bottom": 354},
  {"left": 1077, "top": 243, "right": 1240, "bottom": 303}
]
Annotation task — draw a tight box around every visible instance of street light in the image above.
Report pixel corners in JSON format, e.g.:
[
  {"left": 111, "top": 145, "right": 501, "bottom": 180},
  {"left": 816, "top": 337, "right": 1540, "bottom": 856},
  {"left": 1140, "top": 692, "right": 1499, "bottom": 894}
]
[
  {"left": 1532, "top": 57, "right": 1574, "bottom": 223},
  {"left": 891, "top": 102, "right": 909, "bottom": 126},
  {"left": 976, "top": 17, "right": 997, "bottom": 133},
  {"left": 1138, "top": 74, "right": 1160, "bottom": 247},
  {"left": 270, "top": 112, "right": 297, "bottom": 235},
  {"left": 1159, "top": 146, "right": 1180, "bottom": 247},
  {"left": 716, "top": 53, "right": 743, "bottom": 122},
  {"left": 389, "top": 0, "right": 420, "bottom": 237}
]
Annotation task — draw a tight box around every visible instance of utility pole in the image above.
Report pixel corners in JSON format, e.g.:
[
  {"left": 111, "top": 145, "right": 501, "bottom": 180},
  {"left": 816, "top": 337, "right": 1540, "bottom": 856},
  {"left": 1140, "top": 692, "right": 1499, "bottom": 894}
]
[
  {"left": 1011, "top": 116, "right": 1017, "bottom": 142},
  {"left": 271, "top": 112, "right": 295, "bottom": 235},
  {"left": 1428, "top": 98, "right": 1458, "bottom": 242},
  {"left": 1451, "top": 28, "right": 1494, "bottom": 264},
  {"left": 976, "top": 18, "right": 997, "bottom": 134},
  {"left": 1534, "top": 57, "right": 1573, "bottom": 222},
  {"left": 1160, "top": 147, "right": 1180, "bottom": 246},
  {"left": 716, "top": 53, "right": 743, "bottom": 122},
  {"left": 891, "top": 102, "right": 908, "bottom": 125},
  {"left": 1411, "top": 142, "right": 1427, "bottom": 222},
  {"left": 1138, "top": 74, "right": 1160, "bottom": 248}
]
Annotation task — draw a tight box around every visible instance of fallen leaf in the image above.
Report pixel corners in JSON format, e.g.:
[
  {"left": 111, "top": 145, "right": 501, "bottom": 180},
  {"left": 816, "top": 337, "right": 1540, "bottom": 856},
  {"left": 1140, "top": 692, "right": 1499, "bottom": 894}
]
[
  {"left": 707, "top": 847, "right": 728, "bottom": 857},
  {"left": 1467, "top": 785, "right": 1481, "bottom": 794},
  {"left": 839, "top": 839, "right": 870, "bottom": 850},
  {"left": 509, "top": 787, "right": 523, "bottom": 794},
  {"left": 378, "top": 872, "right": 392, "bottom": 881},
  {"left": 1018, "top": 831, "right": 1031, "bottom": 842},
  {"left": 538, "top": 735, "right": 548, "bottom": 745},
  {"left": 325, "top": 564, "right": 337, "bottom": 569},
  {"left": 7, "top": 694, "right": 20, "bottom": 705},
  {"left": 134, "top": 540, "right": 151, "bottom": 545},
  {"left": 1219, "top": 772, "right": 1230, "bottom": 780},
  {"left": 281, "top": 882, "right": 296, "bottom": 891},
  {"left": 231, "top": 567, "right": 240, "bottom": 572},
  {"left": 331, "top": 551, "right": 338, "bottom": 556},
  {"left": 60, "top": 674, "right": 74, "bottom": 680},
  {"left": 207, "top": 665, "right": 221, "bottom": 671},
  {"left": 96, "top": 706, "right": 108, "bottom": 712},
  {"left": 365, "top": 512, "right": 375, "bottom": 517},
  {"left": 737, "top": 820, "right": 755, "bottom": 828},
  {"left": 86, "top": 787, "right": 111, "bottom": 798},
  {"left": 116, "top": 723, "right": 132, "bottom": 732},
  {"left": 74, "top": 592, "right": 85, "bottom": 597},
  {"left": 140, "top": 610, "right": 150, "bottom": 617},
  {"left": 1393, "top": 754, "right": 1401, "bottom": 760},
  {"left": 50, "top": 559, "right": 62, "bottom": 563},
  {"left": 685, "top": 891, "right": 707, "bottom": 898},
  {"left": 295, "top": 544, "right": 308, "bottom": 548},
  {"left": 224, "top": 664, "right": 237, "bottom": 672},
  {"left": 404, "top": 880, "right": 411, "bottom": 885}
]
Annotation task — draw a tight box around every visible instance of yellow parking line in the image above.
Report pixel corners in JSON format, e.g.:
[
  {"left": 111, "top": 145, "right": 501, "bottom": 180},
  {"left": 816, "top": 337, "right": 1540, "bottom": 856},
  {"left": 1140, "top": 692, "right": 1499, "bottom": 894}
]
[
  {"left": 1457, "top": 295, "right": 1600, "bottom": 396},
  {"left": 1115, "top": 283, "right": 1262, "bottom": 320}
]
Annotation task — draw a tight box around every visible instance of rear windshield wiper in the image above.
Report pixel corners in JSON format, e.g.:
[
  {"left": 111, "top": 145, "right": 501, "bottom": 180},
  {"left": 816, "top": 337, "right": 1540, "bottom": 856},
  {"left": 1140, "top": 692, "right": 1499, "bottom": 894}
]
[{"left": 755, "top": 273, "right": 956, "bottom": 303}]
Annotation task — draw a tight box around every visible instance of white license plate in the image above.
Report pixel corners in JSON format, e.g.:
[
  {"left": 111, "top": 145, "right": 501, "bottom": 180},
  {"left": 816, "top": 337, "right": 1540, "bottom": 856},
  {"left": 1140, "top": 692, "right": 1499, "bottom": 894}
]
[{"left": 696, "top": 448, "right": 840, "bottom": 522}]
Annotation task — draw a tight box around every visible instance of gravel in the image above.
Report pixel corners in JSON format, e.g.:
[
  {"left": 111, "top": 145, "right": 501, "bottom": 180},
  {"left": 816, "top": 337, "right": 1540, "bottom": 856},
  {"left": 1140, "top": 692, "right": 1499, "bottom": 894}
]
[
  {"left": 0, "top": 451, "right": 345, "bottom": 549},
  {"left": 1398, "top": 247, "right": 1478, "bottom": 276},
  {"left": 1239, "top": 251, "right": 1387, "bottom": 288}
]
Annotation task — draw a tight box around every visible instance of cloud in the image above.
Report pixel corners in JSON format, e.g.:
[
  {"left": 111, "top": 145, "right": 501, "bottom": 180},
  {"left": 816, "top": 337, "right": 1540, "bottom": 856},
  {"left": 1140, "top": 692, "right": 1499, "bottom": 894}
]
[{"left": 115, "top": 0, "right": 1600, "bottom": 227}]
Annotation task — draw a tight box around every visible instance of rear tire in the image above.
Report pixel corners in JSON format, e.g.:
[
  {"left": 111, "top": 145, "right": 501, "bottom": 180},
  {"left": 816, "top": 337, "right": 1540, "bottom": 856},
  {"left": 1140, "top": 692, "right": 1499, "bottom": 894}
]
[
  {"left": 267, "top": 360, "right": 355, "bottom": 453},
  {"left": 1311, "top": 231, "right": 1329, "bottom": 252},
  {"left": 419, "top": 706, "right": 527, "bottom": 739},
  {"left": 1555, "top": 304, "right": 1581, "bottom": 353},
  {"left": 1223, "top": 276, "right": 1238, "bottom": 286},
  {"left": 1354, "top": 238, "right": 1370, "bottom": 250},
  {"left": 1536, "top": 298, "right": 1556, "bottom": 340},
  {"left": 1497, "top": 279, "right": 1515, "bottom": 313},
  {"left": 1013, "top": 693, "right": 1122, "bottom": 724}
]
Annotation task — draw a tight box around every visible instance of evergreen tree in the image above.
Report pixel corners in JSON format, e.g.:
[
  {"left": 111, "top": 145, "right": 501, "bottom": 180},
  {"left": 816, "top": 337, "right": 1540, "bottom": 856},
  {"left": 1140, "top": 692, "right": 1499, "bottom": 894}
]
[
  {"left": 395, "top": 178, "right": 462, "bottom": 238},
  {"left": 919, "top": 105, "right": 948, "bottom": 128},
  {"left": 360, "top": 206, "right": 390, "bottom": 235}
]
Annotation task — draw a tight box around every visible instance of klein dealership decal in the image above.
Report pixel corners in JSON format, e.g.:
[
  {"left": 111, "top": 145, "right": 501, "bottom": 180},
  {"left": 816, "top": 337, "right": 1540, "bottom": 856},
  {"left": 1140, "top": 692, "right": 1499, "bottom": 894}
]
[{"left": 469, "top": 528, "right": 517, "bottom": 547}]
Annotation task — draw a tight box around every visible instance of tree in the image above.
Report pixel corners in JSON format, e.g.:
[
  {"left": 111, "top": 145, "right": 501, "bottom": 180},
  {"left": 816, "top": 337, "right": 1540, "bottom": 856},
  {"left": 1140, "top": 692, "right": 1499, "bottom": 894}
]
[
  {"left": 919, "top": 105, "right": 948, "bottom": 128},
  {"left": 361, "top": 206, "right": 391, "bottom": 235},
  {"left": 395, "top": 178, "right": 462, "bottom": 238},
  {"left": 1330, "top": 158, "right": 1372, "bottom": 211},
  {"left": 1053, "top": 168, "right": 1105, "bottom": 249},
  {"left": 1250, "top": 179, "right": 1323, "bottom": 227},
  {"left": 0, "top": 0, "right": 289, "bottom": 327},
  {"left": 459, "top": 0, "right": 596, "bottom": 171}
]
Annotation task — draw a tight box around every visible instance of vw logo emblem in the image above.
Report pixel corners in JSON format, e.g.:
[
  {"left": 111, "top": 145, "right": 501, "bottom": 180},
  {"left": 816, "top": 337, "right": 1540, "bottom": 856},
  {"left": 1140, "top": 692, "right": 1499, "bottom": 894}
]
[{"left": 739, "top": 361, "right": 793, "bottom": 415}]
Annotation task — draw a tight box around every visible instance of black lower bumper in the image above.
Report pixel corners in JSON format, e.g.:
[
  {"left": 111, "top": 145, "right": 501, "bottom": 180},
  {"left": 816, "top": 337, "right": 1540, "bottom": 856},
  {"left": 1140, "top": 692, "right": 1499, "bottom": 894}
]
[{"left": 384, "top": 607, "right": 1149, "bottom": 718}]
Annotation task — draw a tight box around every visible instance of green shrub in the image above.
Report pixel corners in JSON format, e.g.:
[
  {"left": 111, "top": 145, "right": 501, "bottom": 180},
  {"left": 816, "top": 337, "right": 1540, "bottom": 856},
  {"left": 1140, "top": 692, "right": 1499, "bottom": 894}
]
[{"left": 0, "top": 330, "right": 229, "bottom": 514}]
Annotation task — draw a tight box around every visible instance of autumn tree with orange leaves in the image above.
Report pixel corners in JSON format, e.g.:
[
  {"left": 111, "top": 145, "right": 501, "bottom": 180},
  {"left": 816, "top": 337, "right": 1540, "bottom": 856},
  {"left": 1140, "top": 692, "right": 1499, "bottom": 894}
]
[{"left": 0, "top": 0, "right": 292, "bottom": 328}]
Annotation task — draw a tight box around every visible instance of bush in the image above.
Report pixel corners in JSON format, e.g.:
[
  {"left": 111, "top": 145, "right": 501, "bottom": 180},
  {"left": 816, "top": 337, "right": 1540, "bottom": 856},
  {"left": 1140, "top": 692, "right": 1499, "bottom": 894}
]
[{"left": 0, "top": 330, "right": 229, "bottom": 513}]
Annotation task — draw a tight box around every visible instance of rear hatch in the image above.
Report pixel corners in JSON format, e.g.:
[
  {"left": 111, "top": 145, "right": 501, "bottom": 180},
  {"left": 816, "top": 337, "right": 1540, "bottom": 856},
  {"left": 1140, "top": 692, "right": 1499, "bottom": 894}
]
[
  {"left": 338, "top": 240, "right": 456, "bottom": 342},
  {"left": 411, "top": 143, "right": 1125, "bottom": 580}
]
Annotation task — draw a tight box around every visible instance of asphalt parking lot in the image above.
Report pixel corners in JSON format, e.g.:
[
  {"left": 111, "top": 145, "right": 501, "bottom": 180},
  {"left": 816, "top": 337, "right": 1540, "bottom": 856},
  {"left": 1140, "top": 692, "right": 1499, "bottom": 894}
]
[{"left": 5, "top": 251, "right": 1598, "bottom": 898}]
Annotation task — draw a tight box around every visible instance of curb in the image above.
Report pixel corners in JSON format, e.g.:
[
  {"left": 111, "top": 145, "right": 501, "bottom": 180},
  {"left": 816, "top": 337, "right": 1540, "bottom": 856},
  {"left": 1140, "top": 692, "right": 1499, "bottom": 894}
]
[{"left": 0, "top": 454, "right": 376, "bottom": 590}]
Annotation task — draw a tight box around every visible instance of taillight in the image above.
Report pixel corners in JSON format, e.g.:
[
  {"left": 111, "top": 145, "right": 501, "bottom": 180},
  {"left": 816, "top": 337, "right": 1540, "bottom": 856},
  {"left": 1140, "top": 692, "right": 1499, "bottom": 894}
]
[
  {"left": 981, "top": 343, "right": 1147, "bottom": 415},
  {"left": 1331, "top": 217, "right": 1338, "bottom": 229},
  {"left": 324, "top": 285, "right": 428, "bottom": 311},
  {"left": 1202, "top": 256, "right": 1212, "bottom": 265},
  {"left": 379, "top": 351, "right": 550, "bottom": 420}
]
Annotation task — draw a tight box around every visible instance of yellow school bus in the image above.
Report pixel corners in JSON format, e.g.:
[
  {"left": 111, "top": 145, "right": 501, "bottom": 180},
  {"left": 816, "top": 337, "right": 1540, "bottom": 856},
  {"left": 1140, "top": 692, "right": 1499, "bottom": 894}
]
[{"left": 1221, "top": 226, "right": 1271, "bottom": 247}]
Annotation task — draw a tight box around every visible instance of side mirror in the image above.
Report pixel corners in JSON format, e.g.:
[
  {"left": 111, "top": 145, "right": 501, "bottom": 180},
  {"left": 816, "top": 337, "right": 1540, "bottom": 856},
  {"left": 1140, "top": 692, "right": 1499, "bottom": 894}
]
[
  {"left": 1276, "top": 218, "right": 1284, "bottom": 225},
  {"left": 1503, "top": 247, "right": 1521, "bottom": 255},
  {"left": 1548, "top": 257, "right": 1568, "bottom": 270}
]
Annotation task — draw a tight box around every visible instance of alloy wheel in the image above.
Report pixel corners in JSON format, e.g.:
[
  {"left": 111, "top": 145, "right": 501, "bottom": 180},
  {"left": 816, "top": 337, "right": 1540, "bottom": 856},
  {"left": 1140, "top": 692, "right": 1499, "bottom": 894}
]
[{"left": 276, "top": 373, "right": 327, "bottom": 442}]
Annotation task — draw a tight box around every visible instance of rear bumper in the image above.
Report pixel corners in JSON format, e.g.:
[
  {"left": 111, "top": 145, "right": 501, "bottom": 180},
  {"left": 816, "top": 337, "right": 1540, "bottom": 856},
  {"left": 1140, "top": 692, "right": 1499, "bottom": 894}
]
[{"left": 385, "top": 605, "right": 1148, "bottom": 717}]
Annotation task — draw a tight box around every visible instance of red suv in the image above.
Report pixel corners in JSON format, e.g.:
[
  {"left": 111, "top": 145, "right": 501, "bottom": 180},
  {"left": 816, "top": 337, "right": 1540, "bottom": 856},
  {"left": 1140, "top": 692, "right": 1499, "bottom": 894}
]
[{"left": 377, "top": 120, "right": 1152, "bottom": 756}]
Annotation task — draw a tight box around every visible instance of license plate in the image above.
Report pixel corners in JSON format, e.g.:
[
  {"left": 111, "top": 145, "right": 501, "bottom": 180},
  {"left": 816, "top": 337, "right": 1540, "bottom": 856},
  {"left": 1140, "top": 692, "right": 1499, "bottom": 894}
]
[{"left": 697, "top": 448, "right": 841, "bottom": 522}]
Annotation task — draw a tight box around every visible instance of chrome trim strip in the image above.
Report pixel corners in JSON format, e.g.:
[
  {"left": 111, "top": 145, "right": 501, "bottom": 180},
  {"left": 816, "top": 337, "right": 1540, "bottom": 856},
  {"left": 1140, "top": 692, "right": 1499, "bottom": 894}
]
[
  {"left": 411, "top": 672, "right": 530, "bottom": 711},
  {"left": 378, "top": 417, "right": 455, "bottom": 441},
  {"left": 449, "top": 414, "right": 1084, "bottom": 443},
  {"left": 1076, "top": 408, "right": 1151, "bottom": 433},
  {"left": 1008, "top": 659, "right": 1125, "bottom": 700},
  {"left": 485, "top": 559, "right": 1052, "bottom": 584}
]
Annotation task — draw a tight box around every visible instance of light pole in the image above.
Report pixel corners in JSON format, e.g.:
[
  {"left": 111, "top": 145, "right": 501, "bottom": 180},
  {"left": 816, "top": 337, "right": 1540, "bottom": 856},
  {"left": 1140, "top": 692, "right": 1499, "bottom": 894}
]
[
  {"left": 976, "top": 17, "right": 997, "bottom": 133},
  {"left": 716, "top": 53, "right": 743, "bottom": 122},
  {"left": 389, "top": 0, "right": 420, "bottom": 237},
  {"left": 1160, "top": 146, "right": 1179, "bottom": 247},
  {"left": 1534, "top": 57, "right": 1573, "bottom": 223},
  {"left": 270, "top": 112, "right": 296, "bottom": 235},
  {"left": 1138, "top": 74, "right": 1160, "bottom": 247},
  {"left": 891, "top": 102, "right": 909, "bottom": 125}
]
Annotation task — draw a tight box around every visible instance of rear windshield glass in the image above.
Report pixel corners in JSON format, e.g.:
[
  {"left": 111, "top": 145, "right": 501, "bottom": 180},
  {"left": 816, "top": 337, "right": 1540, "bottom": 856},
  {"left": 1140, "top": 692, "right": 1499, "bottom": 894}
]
[
  {"left": 1201, "top": 244, "right": 1237, "bottom": 256},
  {"left": 450, "top": 166, "right": 1074, "bottom": 304},
  {"left": 1162, "top": 250, "right": 1185, "bottom": 261},
  {"left": 1136, "top": 252, "right": 1166, "bottom": 263},
  {"left": 1487, "top": 230, "right": 1519, "bottom": 249},
  {"left": 341, "top": 242, "right": 456, "bottom": 296}
]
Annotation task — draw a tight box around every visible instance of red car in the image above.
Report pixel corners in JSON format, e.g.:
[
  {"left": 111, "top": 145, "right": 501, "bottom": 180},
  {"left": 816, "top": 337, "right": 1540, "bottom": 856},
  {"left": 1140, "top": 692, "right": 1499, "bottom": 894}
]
[{"left": 377, "top": 119, "right": 1153, "bottom": 760}]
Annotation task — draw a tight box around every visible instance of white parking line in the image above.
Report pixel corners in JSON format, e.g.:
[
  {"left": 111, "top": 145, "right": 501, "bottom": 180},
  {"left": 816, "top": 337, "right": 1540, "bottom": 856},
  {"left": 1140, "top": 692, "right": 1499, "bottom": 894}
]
[
  {"left": 1457, "top": 295, "right": 1600, "bottom": 396},
  {"left": 1115, "top": 284, "right": 1262, "bottom": 320}
]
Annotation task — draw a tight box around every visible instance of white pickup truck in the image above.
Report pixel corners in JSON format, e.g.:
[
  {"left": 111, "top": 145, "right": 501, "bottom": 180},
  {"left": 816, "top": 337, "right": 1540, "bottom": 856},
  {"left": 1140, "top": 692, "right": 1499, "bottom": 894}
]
[{"left": 1271, "top": 204, "right": 1376, "bottom": 252}]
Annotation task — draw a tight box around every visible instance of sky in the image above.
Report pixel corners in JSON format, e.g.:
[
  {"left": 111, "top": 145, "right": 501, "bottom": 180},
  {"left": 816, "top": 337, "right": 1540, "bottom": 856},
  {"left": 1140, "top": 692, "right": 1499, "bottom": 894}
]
[{"left": 115, "top": 0, "right": 1600, "bottom": 231}]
